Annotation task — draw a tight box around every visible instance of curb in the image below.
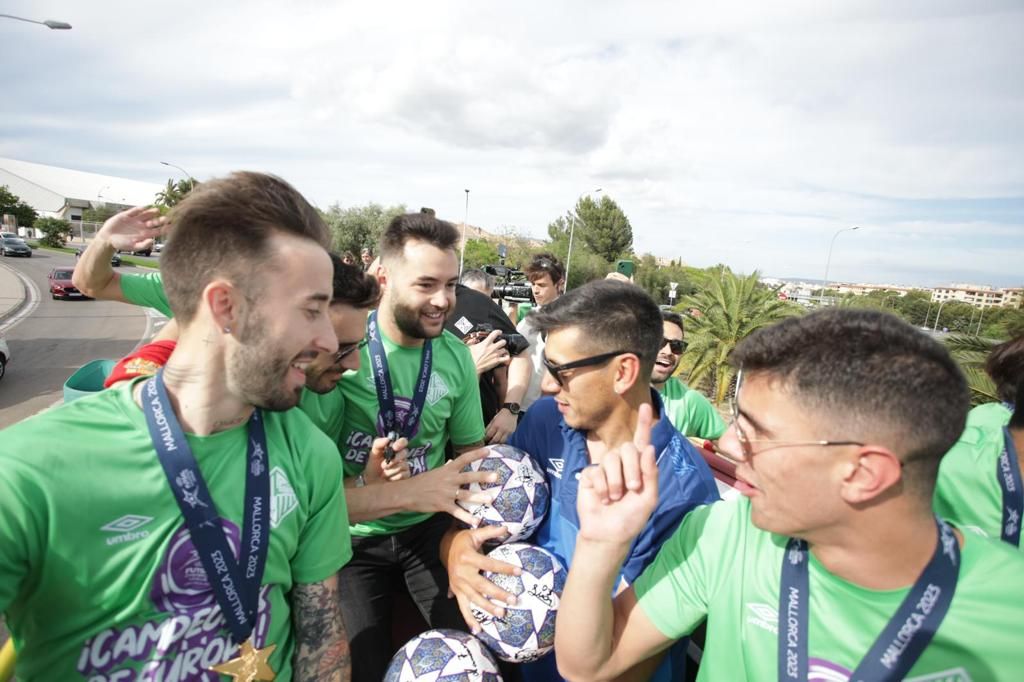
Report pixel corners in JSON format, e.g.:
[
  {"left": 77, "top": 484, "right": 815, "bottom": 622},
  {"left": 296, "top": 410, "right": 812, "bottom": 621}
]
[{"left": 0, "top": 261, "right": 28, "bottom": 327}]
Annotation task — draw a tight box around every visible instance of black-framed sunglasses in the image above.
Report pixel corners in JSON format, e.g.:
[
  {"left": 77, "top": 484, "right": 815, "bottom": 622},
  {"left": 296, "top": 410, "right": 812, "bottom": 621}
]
[
  {"left": 662, "top": 338, "right": 688, "bottom": 354},
  {"left": 725, "top": 368, "right": 865, "bottom": 463},
  {"left": 332, "top": 339, "right": 368, "bottom": 364},
  {"left": 542, "top": 350, "right": 639, "bottom": 388}
]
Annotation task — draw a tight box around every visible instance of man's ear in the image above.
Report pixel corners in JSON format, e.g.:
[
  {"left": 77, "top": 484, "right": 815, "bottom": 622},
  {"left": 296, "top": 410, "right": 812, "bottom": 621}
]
[
  {"left": 612, "top": 354, "right": 643, "bottom": 396},
  {"left": 840, "top": 445, "right": 904, "bottom": 505},
  {"left": 203, "top": 279, "right": 243, "bottom": 334}
]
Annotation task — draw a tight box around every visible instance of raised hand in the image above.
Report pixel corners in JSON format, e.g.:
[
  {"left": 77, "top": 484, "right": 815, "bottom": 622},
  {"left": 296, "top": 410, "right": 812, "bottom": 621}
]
[
  {"left": 97, "top": 206, "right": 168, "bottom": 252},
  {"left": 363, "top": 435, "right": 412, "bottom": 484},
  {"left": 468, "top": 330, "right": 511, "bottom": 376},
  {"left": 577, "top": 403, "right": 660, "bottom": 545}
]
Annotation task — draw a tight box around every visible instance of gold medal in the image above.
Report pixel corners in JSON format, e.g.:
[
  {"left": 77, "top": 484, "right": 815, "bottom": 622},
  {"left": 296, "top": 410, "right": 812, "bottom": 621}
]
[{"left": 210, "top": 638, "right": 277, "bottom": 681}]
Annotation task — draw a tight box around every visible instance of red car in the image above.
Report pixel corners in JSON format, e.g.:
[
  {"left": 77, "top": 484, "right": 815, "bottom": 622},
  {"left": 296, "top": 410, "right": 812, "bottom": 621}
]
[{"left": 48, "top": 267, "right": 90, "bottom": 300}]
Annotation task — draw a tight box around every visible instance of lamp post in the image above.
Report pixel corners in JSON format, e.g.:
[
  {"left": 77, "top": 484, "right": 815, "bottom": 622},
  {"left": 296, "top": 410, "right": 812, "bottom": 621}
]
[
  {"left": 159, "top": 161, "right": 195, "bottom": 192},
  {"left": 458, "top": 189, "right": 470, "bottom": 277},
  {"left": 0, "top": 14, "right": 72, "bottom": 29},
  {"left": 923, "top": 300, "right": 935, "bottom": 328},
  {"left": 821, "top": 226, "right": 860, "bottom": 306},
  {"left": 976, "top": 305, "right": 986, "bottom": 335},
  {"left": 565, "top": 187, "right": 602, "bottom": 291}
]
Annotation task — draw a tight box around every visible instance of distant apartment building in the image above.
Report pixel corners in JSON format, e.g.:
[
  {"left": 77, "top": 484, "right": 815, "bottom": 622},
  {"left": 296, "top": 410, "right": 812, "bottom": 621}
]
[
  {"left": 835, "top": 283, "right": 915, "bottom": 297},
  {"left": 930, "top": 284, "right": 1023, "bottom": 309}
]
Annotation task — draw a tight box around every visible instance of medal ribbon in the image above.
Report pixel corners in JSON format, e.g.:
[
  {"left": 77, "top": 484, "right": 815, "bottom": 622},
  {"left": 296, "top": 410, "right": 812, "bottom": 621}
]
[
  {"left": 998, "top": 427, "right": 1023, "bottom": 547},
  {"left": 367, "top": 309, "right": 433, "bottom": 440},
  {"left": 778, "top": 518, "right": 959, "bottom": 682},
  {"left": 142, "top": 370, "right": 271, "bottom": 645}
]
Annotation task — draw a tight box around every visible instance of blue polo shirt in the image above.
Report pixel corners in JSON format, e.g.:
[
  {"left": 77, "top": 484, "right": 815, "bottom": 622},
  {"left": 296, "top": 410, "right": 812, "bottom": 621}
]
[{"left": 508, "top": 391, "right": 720, "bottom": 682}]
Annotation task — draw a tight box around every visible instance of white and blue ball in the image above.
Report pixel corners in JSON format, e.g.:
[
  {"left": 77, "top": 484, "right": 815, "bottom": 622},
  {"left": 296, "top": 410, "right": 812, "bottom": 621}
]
[
  {"left": 457, "top": 444, "right": 550, "bottom": 543},
  {"left": 384, "top": 629, "right": 503, "bottom": 682},
  {"left": 472, "top": 543, "right": 566, "bottom": 663}
]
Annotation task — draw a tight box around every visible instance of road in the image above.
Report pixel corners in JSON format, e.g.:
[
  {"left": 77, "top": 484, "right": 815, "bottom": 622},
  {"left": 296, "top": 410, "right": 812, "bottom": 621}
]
[{"left": 0, "top": 250, "right": 163, "bottom": 429}]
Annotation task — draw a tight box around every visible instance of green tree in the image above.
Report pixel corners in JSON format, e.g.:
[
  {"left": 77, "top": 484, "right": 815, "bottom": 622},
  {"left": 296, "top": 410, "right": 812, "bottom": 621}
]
[
  {"left": 155, "top": 178, "right": 198, "bottom": 210},
  {"left": 461, "top": 239, "right": 500, "bottom": 270},
  {"left": 320, "top": 202, "right": 407, "bottom": 257},
  {"left": 682, "top": 270, "right": 803, "bottom": 404},
  {"left": 576, "top": 194, "right": 633, "bottom": 262},
  {"left": 82, "top": 205, "right": 121, "bottom": 224},
  {"left": 35, "top": 217, "right": 74, "bottom": 248},
  {"left": 0, "top": 185, "right": 38, "bottom": 228},
  {"left": 944, "top": 334, "right": 1000, "bottom": 406}
]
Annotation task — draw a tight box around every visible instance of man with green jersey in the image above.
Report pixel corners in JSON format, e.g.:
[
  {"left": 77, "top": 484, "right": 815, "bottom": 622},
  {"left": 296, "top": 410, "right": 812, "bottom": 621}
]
[
  {"left": 335, "top": 212, "right": 495, "bottom": 682},
  {"left": 934, "top": 335, "right": 1024, "bottom": 549},
  {"left": 556, "top": 309, "right": 1024, "bottom": 682},
  {"left": 0, "top": 172, "right": 353, "bottom": 680},
  {"left": 652, "top": 310, "right": 726, "bottom": 441}
]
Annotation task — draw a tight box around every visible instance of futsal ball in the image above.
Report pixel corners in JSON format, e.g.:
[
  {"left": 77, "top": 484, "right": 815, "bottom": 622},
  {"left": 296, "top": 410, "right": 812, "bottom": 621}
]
[
  {"left": 457, "top": 444, "right": 550, "bottom": 543},
  {"left": 383, "top": 629, "right": 503, "bottom": 682},
  {"left": 472, "top": 543, "right": 567, "bottom": 662}
]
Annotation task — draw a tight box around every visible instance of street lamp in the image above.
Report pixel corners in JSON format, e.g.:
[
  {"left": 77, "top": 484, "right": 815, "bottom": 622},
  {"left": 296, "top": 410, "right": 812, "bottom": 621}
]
[
  {"left": 458, "top": 189, "right": 470, "bottom": 277},
  {"left": 0, "top": 14, "right": 72, "bottom": 29},
  {"left": 933, "top": 299, "right": 948, "bottom": 332},
  {"left": 821, "top": 226, "right": 861, "bottom": 306},
  {"left": 159, "top": 161, "right": 195, "bottom": 192},
  {"left": 565, "top": 187, "right": 602, "bottom": 291}
]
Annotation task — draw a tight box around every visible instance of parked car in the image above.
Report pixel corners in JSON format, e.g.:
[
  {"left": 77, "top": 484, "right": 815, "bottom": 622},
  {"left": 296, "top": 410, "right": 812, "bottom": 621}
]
[
  {"left": 48, "top": 267, "right": 90, "bottom": 300},
  {"left": 111, "top": 252, "right": 122, "bottom": 267},
  {"left": 117, "top": 247, "right": 152, "bottom": 257},
  {"left": 0, "top": 336, "right": 9, "bottom": 382},
  {"left": 0, "top": 231, "right": 19, "bottom": 240},
  {"left": 153, "top": 241, "right": 164, "bottom": 253},
  {"left": 0, "top": 236, "right": 32, "bottom": 257}
]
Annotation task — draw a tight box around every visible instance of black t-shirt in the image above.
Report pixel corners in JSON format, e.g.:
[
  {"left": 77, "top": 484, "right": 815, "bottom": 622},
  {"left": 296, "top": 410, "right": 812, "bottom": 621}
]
[{"left": 445, "top": 284, "right": 522, "bottom": 424}]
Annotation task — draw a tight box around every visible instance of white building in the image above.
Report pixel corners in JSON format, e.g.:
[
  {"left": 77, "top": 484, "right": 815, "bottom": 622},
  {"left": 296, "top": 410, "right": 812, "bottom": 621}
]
[
  {"left": 930, "top": 284, "right": 1023, "bottom": 309},
  {"left": 0, "top": 157, "right": 163, "bottom": 227}
]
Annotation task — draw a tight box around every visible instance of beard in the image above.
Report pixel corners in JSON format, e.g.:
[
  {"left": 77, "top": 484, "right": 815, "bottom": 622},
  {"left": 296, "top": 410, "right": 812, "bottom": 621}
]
[
  {"left": 392, "top": 298, "right": 450, "bottom": 340},
  {"left": 227, "top": 309, "right": 306, "bottom": 411},
  {"left": 303, "top": 358, "right": 343, "bottom": 395},
  {"left": 651, "top": 356, "right": 680, "bottom": 384}
]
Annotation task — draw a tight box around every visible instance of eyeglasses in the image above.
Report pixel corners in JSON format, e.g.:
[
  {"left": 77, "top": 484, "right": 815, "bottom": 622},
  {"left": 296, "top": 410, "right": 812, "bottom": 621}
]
[
  {"left": 725, "top": 368, "right": 864, "bottom": 463},
  {"left": 542, "top": 350, "right": 637, "bottom": 388},
  {"left": 332, "top": 339, "right": 367, "bottom": 364},
  {"left": 662, "top": 338, "right": 688, "bottom": 354}
]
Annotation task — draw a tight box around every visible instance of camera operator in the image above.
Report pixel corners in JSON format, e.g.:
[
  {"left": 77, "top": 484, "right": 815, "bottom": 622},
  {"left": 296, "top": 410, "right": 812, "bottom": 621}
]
[
  {"left": 515, "top": 252, "right": 565, "bottom": 413},
  {"left": 446, "top": 270, "right": 533, "bottom": 444}
]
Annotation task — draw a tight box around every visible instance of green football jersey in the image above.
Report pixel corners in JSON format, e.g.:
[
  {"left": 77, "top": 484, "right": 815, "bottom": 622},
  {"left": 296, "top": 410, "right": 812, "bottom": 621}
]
[
  {"left": 298, "top": 385, "right": 346, "bottom": 444},
  {"left": 119, "top": 271, "right": 173, "bottom": 317},
  {"left": 658, "top": 376, "right": 727, "bottom": 440},
  {"left": 635, "top": 498, "right": 1024, "bottom": 681},
  {"left": 0, "top": 380, "right": 351, "bottom": 681},
  {"left": 337, "top": 326, "right": 484, "bottom": 536},
  {"left": 934, "top": 402, "right": 1017, "bottom": 549}
]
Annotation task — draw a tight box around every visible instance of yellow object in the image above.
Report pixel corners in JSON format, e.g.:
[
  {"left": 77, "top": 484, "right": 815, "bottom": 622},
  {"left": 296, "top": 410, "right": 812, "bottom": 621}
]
[
  {"left": 0, "top": 638, "right": 15, "bottom": 682},
  {"left": 210, "top": 639, "right": 277, "bottom": 681}
]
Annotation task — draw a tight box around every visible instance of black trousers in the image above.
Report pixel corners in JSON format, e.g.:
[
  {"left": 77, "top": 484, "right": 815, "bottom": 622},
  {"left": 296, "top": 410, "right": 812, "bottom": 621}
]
[{"left": 338, "top": 513, "right": 466, "bottom": 681}]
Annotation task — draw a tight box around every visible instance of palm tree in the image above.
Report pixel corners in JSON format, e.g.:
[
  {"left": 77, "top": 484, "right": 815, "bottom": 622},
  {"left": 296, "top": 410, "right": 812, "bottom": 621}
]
[
  {"left": 681, "top": 270, "right": 803, "bottom": 404},
  {"left": 944, "top": 334, "right": 999, "bottom": 405}
]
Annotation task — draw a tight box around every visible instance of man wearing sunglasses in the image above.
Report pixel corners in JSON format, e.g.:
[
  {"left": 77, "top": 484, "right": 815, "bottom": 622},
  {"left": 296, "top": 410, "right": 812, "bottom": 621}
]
[
  {"left": 443, "top": 280, "right": 719, "bottom": 682},
  {"left": 556, "top": 308, "right": 1023, "bottom": 682},
  {"left": 653, "top": 310, "right": 727, "bottom": 441}
]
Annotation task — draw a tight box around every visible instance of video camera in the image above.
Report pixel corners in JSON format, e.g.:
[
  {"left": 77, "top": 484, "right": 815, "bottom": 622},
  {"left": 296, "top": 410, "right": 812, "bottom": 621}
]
[{"left": 483, "top": 264, "right": 533, "bottom": 304}]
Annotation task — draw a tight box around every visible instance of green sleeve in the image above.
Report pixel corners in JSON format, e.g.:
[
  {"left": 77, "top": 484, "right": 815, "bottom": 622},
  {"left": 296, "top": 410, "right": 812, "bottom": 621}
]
[
  {"left": 0, "top": 448, "right": 45, "bottom": 613},
  {"left": 681, "top": 390, "right": 727, "bottom": 440},
  {"left": 119, "top": 271, "right": 173, "bottom": 317},
  {"left": 297, "top": 388, "right": 346, "bottom": 445},
  {"left": 633, "top": 500, "right": 741, "bottom": 639},
  {"left": 447, "top": 343, "right": 486, "bottom": 447},
  {"left": 290, "top": 428, "right": 351, "bottom": 583}
]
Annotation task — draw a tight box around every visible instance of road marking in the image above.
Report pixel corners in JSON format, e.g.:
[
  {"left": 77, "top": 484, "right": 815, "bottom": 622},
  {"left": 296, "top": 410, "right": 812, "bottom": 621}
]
[{"left": 0, "top": 264, "right": 41, "bottom": 335}]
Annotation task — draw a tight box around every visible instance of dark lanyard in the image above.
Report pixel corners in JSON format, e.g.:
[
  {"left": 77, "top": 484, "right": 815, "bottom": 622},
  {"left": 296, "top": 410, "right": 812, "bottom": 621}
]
[
  {"left": 366, "top": 309, "right": 432, "bottom": 439},
  {"left": 998, "top": 427, "right": 1023, "bottom": 547},
  {"left": 779, "top": 519, "right": 959, "bottom": 682},
  {"left": 142, "top": 370, "right": 271, "bottom": 645}
]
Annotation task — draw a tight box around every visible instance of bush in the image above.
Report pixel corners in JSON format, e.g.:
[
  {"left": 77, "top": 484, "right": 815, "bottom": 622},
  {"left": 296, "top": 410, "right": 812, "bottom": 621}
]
[{"left": 35, "top": 217, "right": 74, "bottom": 248}]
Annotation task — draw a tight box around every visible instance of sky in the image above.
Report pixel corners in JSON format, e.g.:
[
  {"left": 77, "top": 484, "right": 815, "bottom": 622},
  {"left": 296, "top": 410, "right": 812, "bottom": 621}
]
[{"left": 2, "top": 0, "right": 1022, "bottom": 288}]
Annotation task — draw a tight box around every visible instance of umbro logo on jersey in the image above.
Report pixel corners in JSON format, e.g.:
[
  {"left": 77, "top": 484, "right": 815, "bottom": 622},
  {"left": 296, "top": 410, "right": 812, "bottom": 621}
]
[
  {"left": 547, "top": 458, "right": 564, "bottom": 480},
  {"left": 101, "top": 515, "right": 154, "bottom": 546},
  {"left": 746, "top": 602, "right": 778, "bottom": 635},
  {"left": 427, "top": 373, "right": 449, "bottom": 406}
]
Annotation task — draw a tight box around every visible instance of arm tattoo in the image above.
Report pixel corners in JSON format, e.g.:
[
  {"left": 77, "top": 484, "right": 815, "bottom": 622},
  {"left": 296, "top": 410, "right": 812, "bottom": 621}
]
[{"left": 291, "top": 576, "right": 351, "bottom": 682}]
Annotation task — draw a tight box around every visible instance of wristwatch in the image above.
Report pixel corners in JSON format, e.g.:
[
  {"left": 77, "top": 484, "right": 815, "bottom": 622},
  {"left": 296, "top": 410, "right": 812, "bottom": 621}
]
[{"left": 502, "top": 402, "right": 522, "bottom": 415}]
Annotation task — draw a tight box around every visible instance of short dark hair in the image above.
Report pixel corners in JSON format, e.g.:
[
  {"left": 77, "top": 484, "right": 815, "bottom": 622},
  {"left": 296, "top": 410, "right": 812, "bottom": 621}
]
[
  {"left": 985, "top": 334, "right": 1024, "bottom": 404},
  {"left": 525, "top": 252, "right": 565, "bottom": 285},
  {"left": 730, "top": 308, "right": 969, "bottom": 499},
  {"left": 528, "top": 279, "right": 662, "bottom": 380},
  {"left": 163, "top": 172, "right": 329, "bottom": 324},
  {"left": 329, "top": 253, "right": 380, "bottom": 309},
  {"left": 379, "top": 213, "right": 459, "bottom": 262},
  {"left": 661, "top": 310, "right": 685, "bottom": 335}
]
